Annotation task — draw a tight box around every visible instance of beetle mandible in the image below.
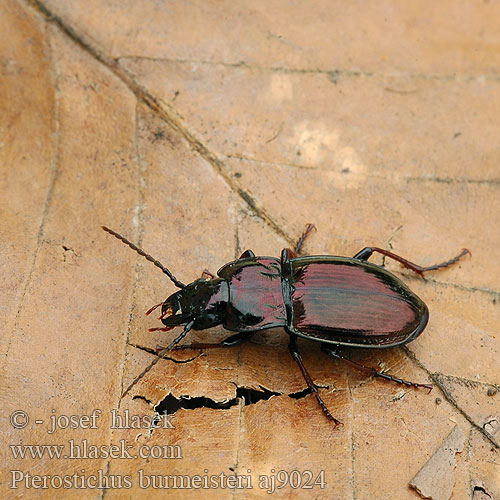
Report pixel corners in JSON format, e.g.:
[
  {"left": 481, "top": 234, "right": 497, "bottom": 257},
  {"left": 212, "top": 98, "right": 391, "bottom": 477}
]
[{"left": 102, "top": 224, "right": 470, "bottom": 425}]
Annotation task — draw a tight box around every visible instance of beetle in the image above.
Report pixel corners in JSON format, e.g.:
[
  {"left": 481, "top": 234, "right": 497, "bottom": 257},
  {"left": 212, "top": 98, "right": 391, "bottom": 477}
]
[{"left": 102, "top": 225, "right": 470, "bottom": 424}]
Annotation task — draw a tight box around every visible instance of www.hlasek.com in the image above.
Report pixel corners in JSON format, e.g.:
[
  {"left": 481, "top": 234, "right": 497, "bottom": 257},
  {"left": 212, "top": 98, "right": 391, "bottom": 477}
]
[
  {"left": 10, "top": 438, "right": 182, "bottom": 460},
  {"left": 10, "top": 469, "right": 326, "bottom": 492}
]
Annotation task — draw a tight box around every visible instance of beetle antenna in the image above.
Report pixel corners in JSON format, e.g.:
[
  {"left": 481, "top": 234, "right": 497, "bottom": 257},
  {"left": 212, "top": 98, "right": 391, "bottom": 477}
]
[
  {"left": 121, "top": 320, "right": 195, "bottom": 398},
  {"left": 102, "top": 226, "right": 186, "bottom": 288}
]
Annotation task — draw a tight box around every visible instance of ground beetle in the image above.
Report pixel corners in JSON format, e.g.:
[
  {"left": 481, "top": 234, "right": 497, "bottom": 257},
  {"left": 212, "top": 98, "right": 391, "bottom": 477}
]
[{"left": 103, "top": 225, "right": 470, "bottom": 425}]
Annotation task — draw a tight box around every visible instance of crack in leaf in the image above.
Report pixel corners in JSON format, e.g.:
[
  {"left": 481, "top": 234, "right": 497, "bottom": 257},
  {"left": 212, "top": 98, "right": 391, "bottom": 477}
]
[
  {"left": 430, "top": 372, "right": 500, "bottom": 449},
  {"left": 25, "top": 0, "right": 298, "bottom": 250},
  {"left": 153, "top": 384, "right": 324, "bottom": 415},
  {"left": 473, "top": 485, "right": 493, "bottom": 500}
]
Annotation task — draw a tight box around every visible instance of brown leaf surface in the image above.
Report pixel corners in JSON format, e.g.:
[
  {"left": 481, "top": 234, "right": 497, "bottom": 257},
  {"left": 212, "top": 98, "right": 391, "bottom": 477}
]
[{"left": 1, "top": 1, "right": 499, "bottom": 499}]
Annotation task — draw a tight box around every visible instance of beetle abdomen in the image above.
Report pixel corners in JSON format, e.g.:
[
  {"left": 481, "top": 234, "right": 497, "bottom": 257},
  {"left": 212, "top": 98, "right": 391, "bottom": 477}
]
[{"left": 291, "top": 259, "right": 428, "bottom": 347}]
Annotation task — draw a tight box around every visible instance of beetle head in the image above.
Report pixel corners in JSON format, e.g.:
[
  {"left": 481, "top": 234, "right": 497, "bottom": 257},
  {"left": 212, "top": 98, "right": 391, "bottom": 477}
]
[{"left": 159, "top": 278, "right": 228, "bottom": 330}]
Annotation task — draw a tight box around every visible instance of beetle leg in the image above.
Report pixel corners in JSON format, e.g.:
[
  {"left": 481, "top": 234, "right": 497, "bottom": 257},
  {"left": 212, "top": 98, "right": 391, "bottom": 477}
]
[
  {"left": 294, "top": 223, "right": 317, "bottom": 255},
  {"left": 323, "top": 347, "right": 433, "bottom": 392},
  {"left": 158, "top": 331, "right": 254, "bottom": 352},
  {"left": 284, "top": 223, "right": 317, "bottom": 258},
  {"left": 239, "top": 249, "right": 256, "bottom": 258},
  {"left": 122, "top": 320, "right": 195, "bottom": 398},
  {"left": 200, "top": 269, "right": 215, "bottom": 279},
  {"left": 353, "top": 246, "right": 471, "bottom": 276},
  {"left": 288, "top": 335, "right": 342, "bottom": 426}
]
